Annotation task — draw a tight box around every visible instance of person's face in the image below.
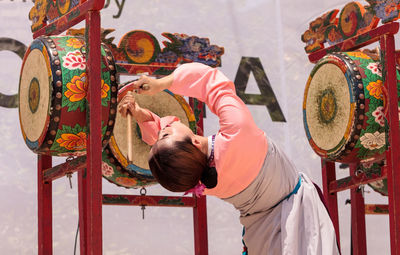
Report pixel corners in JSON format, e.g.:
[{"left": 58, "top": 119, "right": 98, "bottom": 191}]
[{"left": 150, "top": 120, "right": 194, "bottom": 153}]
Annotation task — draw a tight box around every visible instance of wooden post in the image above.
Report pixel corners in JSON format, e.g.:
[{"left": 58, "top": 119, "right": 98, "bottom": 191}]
[
  {"left": 381, "top": 33, "right": 400, "bottom": 255},
  {"left": 38, "top": 155, "right": 52, "bottom": 255},
  {"left": 190, "top": 99, "right": 209, "bottom": 255},
  {"left": 321, "top": 159, "right": 340, "bottom": 248},
  {"left": 193, "top": 196, "right": 208, "bottom": 255},
  {"left": 78, "top": 169, "right": 88, "bottom": 255},
  {"left": 83, "top": 10, "right": 103, "bottom": 255},
  {"left": 349, "top": 164, "right": 367, "bottom": 255}
]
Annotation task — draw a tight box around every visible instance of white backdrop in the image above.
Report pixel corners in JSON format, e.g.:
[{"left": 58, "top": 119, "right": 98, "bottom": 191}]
[{"left": 0, "top": 0, "right": 392, "bottom": 254}]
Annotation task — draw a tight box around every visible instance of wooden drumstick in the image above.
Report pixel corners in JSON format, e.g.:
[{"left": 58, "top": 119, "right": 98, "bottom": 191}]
[
  {"left": 126, "top": 85, "right": 149, "bottom": 163},
  {"left": 127, "top": 91, "right": 133, "bottom": 164}
]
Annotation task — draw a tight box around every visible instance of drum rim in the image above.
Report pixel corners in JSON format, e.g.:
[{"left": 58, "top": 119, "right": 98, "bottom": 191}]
[
  {"left": 18, "top": 37, "right": 55, "bottom": 152},
  {"left": 303, "top": 52, "right": 369, "bottom": 161}
]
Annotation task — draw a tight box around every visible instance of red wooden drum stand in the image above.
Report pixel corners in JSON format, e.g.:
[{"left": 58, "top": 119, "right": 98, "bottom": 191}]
[
  {"left": 304, "top": 18, "right": 400, "bottom": 255},
  {"left": 30, "top": 1, "right": 209, "bottom": 254}
]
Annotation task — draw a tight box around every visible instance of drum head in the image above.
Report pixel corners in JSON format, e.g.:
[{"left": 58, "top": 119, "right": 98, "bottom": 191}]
[
  {"left": 304, "top": 61, "right": 352, "bottom": 155},
  {"left": 19, "top": 44, "right": 51, "bottom": 149},
  {"left": 110, "top": 90, "right": 195, "bottom": 178}
]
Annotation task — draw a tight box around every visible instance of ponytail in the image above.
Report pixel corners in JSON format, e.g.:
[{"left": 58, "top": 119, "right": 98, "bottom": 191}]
[{"left": 201, "top": 166, "right": 218, "bottom": 189}]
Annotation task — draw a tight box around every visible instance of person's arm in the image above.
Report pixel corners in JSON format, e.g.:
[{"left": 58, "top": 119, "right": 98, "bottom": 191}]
[
  {"left": 118, "top": 92, "right": 179, "bottom": 145},
  {"left": 132, "top": 63, "right": 258, "bottom": 137},
  {"left": 171, "top": 63, "right": 259, "bottom": 137}
]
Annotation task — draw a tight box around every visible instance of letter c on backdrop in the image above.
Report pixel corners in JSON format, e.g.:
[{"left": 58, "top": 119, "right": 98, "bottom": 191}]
[{"left": 0, "top": 37, "right": 27, "bottom": 108}]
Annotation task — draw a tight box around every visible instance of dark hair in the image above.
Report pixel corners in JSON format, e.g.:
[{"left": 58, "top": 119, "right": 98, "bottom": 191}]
[{"left": 148, "top": 136, "right": 217, "bottom": 192}]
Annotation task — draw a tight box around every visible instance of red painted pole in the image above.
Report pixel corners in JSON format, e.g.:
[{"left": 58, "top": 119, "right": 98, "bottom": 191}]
[
  {"left": 381, "top": 34, "right": 400, "bottom": 255},
  {"left": 321, "top": 159, "right": 340, "bottom": 249},
  {"left": 78, "top": 169, "right": 88, "bottom": 255},
  {"left": 193, "top": 196, "right": 208, "bottom": 255},
  {"left": 349, "top": 164, "right": 367, "bottom": 255},
  {"left": 84, "top": 10, "right": 103, "bottom": 255},
  {"left": 38, "top": 155, "right": 52, "bottom": 255},
  {"left": 190, "top": 99, "right": 209, "bottom": 255}
]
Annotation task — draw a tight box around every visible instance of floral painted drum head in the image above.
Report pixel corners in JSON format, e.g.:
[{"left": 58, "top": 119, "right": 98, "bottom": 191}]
[
  {"left": 18, "top": 36, "right": 118, "bottom": 156},
  {"left": 303, "top": 51, "right": 399, "bottom": 163}
]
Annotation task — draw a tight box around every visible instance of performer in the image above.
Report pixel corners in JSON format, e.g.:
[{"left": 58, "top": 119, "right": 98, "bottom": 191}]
[{"left": 118, "top": 63, "right": 339, "bottom": 254}]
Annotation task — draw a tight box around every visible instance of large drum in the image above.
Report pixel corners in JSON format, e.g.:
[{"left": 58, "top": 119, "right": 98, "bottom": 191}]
[
  {"left": 303, "top": 51, "right": 400, "bottom": 163},
  {"left": 102, "top": 83, "right": 197, "bottom": 188},
  {"left": 19, "top": 36, "right": 118, "bottom": 156}
]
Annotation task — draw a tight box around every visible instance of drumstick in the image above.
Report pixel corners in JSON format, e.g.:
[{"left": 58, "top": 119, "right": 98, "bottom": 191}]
[
  {"left": 127, "top": 91, "right": 133, "bottom": 164},
  {"left": 126, "top": 85, "right": 149, "bottom": 164}
]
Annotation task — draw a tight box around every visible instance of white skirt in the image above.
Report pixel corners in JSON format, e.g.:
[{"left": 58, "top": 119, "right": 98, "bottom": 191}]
[{"left": 223, "top": 139, "right": 339, "bottom": 254}]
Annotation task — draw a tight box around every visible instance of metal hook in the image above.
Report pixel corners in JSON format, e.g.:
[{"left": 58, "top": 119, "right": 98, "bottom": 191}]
[
  {"left": 66, "top": 173, "right": 73, "bottom": 189},
  {"left": 79, "top": 46, "right": 86, "bottom": 58},
  {"left": 140, "top": 187, "right": 147, "bottom": 219},
  {"left": 65, "top": 156, "right": 75, "bottom": 189},
  {"left": 354, "top": 168, "right": 364, "bottom": 177},
  {"left": 140, "top": 187, "right": 147, "bottom": 196}
]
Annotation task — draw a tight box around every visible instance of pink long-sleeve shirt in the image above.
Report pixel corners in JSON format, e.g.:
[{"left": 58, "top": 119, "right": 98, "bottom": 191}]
[{"left": 138, "top": 63, "right": 268, "bottom": 198}]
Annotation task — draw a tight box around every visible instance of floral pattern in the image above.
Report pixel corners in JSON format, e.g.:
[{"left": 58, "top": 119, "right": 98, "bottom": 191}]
[
  {"left": 65, "top": 73, "right": 87, "bottom": 102},
  {"left": 102, "top": 162, "right": 114, "bottom": 177},
  {"left": 366, "top": 62, "right": 382, "bottom": 76},
  {"left": 372, "top": 106, "right": 385, "bottom": 127},
  {"left": 66, "top": 38, "right": 84, "bottom": 49},
  {"left": 360, "top": 131, "right": 385, "bottom": 150},
  {"left": 345, "top": 52, "right": 370, "bottom": 59},
  {"left": 372, "top": 0, "right": 400, "bottom": 23},
  {"left": 115, "top": 177, "right": 137, "bottom": 187},
  {"left": 64, "top": 73, "right": 110, "bottom": 102},
  {"left": 100, "top": 79, "right": 110, "bottom": 99},
  {"left": 367, "top": 80, "right": 384, "bottom": 99},
  {"left": 56, "top": 132, "right": 86, "bottom": 151},
  {"left": 62, "top": 50, "right": 86, "bottom": 70}
]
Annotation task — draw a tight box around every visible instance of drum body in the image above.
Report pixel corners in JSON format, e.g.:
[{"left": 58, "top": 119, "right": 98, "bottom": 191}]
[
  {"left": 18, "top": 36, "right": 118, "bottom": 156},
  {"left": 102, "top": 83, "right": 196, "bottom": 188},
  {"left": 303, "top": 51, "right": 400, "bottom": 163}
]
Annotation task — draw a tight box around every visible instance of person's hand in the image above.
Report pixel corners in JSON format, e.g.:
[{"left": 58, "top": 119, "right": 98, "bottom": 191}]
[
  {"left": 127, "top": 73, "right": 174, "bottom": 95},
  {"left": 118, "top": 92, "right": 138, "bottom": 118},
  {"left": 118, "top": 92, "right": 154, "bottom": 122}
]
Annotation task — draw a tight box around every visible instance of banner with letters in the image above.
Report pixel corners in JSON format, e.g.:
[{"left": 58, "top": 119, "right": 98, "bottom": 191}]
[{"left": 0, "top": 0, "right": 391, "bottom": 254}]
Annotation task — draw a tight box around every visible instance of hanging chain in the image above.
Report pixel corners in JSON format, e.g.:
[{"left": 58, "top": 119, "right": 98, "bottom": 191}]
[
  {"left": 65, "top": 156, "right": 75, "bottom": 189},
  {"left": 140, "top": 187, "right": 147, "bottom": 220}
]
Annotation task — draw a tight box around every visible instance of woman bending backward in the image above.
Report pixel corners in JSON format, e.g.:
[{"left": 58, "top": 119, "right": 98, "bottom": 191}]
[{"left": 119, "top": 63, "right": 340, "bottom": 254}]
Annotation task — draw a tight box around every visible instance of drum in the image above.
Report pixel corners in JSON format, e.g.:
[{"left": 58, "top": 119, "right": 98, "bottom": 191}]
[
  {"left": 102, "top": 83, "right": 196, "bottom": 188},
  {"left": 303, "top": 51, "right": 400, "bottom": 163},
  {"left": 18, "top": 36, "right": 118, "bottom": 156}
]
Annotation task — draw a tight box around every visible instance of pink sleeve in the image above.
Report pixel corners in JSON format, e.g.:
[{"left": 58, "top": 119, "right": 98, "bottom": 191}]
[
  {"left": 170, "top": 62, "right": 259, "bottom": 139},
  {"left": 137, "top": 111, "right": 179, "bottom": 145},
  {"left": 170, "top": 63, "right": 268, "bottom": 198}
]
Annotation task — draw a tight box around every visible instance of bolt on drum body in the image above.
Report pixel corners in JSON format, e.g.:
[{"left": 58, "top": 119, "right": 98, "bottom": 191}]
[
  {"left": 303, "top": 51, "right": 400, "bottom": 163},
  {"left": 18, "top": 35, "right": 118, "bottom": 156}
]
